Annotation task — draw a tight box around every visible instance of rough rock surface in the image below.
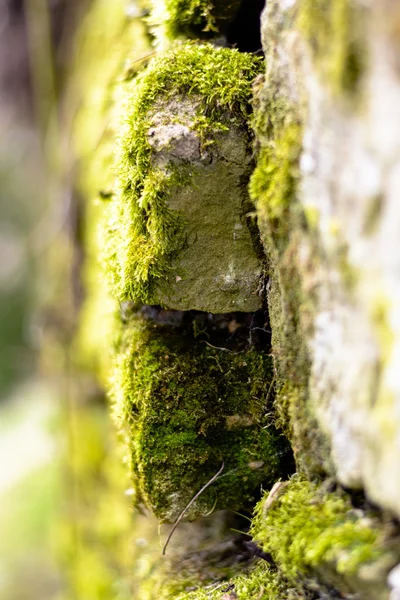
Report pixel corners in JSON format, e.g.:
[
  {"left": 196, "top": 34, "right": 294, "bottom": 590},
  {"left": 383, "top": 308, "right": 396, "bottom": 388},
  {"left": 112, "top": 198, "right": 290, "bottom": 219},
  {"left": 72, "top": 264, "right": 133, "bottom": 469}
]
[
  {"left": 147, "top": 97, "right": 263, "bottom": 313},
  {"left": 259, "top": 0, "right": 400, "bottom": 517}
]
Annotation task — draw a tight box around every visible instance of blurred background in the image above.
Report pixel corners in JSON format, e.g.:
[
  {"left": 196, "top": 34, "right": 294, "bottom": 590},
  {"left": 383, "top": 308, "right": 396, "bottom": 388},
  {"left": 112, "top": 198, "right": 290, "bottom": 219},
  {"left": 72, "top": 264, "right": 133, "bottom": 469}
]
[
  {"left": 0, "top": 1, "right": 152, "bottom": 598},
  {"left": 0, "top": 2, "right": 258, "bottom": 597}
]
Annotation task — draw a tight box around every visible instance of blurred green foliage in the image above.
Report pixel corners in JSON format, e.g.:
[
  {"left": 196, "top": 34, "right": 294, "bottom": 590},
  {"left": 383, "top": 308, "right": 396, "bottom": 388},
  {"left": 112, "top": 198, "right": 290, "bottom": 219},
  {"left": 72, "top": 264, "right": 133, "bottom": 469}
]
[
  {"left": 59, "top": 402, "right": 136, "bottom": 600},
  {"left": 57, "top": 2, "right": 153, "bottom": 598}
]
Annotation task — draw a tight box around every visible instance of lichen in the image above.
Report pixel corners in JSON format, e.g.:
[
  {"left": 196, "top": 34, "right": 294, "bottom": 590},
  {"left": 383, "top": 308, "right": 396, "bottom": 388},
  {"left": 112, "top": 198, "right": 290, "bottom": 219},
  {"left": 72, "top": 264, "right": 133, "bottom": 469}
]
[
  {"left": 249, "top": 120, "right": 301, "bottom": 243},
  {"left": 148, "top": 0, "right": 242, "bottom": 48},
  {"left": 110, "top": 311, "right": 293, "bottom": 522},
  {"left": 251, "top": 478, "right": 384, "bottom": 580},
  {"left": 298, "top": 0, "right": 366, "bottom": 95},
  {"left": 104, "top": 42, "right": 263, "bottom": 306}
]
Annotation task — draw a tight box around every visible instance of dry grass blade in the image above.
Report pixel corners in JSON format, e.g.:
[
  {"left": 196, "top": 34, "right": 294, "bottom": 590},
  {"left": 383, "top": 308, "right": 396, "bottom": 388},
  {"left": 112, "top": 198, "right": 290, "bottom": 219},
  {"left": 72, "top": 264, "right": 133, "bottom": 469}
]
[{"left": 162, "top": 461, "right": 225, "bottom": 555}]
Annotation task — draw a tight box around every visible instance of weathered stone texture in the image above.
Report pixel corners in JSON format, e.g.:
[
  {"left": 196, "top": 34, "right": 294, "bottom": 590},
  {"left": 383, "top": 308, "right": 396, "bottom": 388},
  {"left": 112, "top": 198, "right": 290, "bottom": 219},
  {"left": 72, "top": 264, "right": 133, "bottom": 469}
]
[
  {"left": 260, "top": 0, "right": 400, "bottom": 518},
  {"left": 147, "top": 97, "right": 263, "bottom": 313}
]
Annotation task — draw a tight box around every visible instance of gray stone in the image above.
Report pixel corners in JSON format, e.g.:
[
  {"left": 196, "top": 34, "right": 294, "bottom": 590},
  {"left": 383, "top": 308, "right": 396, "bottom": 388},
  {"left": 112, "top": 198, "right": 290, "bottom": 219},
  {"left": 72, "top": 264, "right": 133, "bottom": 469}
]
[
  {"left": 146, "top": 97, "right": 262, "bottom": 313},
  {"left": 260, "top": 0, "right": 400, "bottom": 517}
]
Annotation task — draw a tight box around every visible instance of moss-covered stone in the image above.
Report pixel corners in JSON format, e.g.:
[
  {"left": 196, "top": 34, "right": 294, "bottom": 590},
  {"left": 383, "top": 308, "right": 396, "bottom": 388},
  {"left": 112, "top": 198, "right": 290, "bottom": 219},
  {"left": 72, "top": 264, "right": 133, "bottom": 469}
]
[
  {"left": 251, "top": 478, "right": 398, "bottom": 599},
  {"left": 111, "top": 310, "right": 293, "bottom": 523},
  {"left": 174, "top": 562, "right": 289, "bottom": 599},
  {"left": 298, "top": 0, "right": 366, "bottom": 95},
  {"left": 134, "top": 510, "right": 290, "bottom": 600},
  {"left": 249, "top": 67, "right": 329, "bottom": 477},
  {"left": 149, "top": 0, "right": 242, "bottom": 47},
  {"left": 105, "top": 42, "right": 264, "bottom": 312}
]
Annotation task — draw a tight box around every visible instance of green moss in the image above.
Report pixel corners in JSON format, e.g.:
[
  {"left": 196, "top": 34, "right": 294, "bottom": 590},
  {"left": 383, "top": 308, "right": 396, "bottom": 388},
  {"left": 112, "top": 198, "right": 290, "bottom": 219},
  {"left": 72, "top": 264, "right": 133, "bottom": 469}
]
[
  {"left": 105, "top": 43, "right": 263, "bottom": 306},
  {"left": 129, "top": 511, "right": 283, "bottom": 599},
  {"left": 252, "top": 478, "right": 384, "bottom": 580},
  {"left": 174, "top": 562, "right": 289, "bottom": 599},
  {"left": 249, "top": 82, "right": 328, "bottom": 477},
  {"left": 59, "top": 404, "right": 136, "bottom": 600},
  {"left": 298, "top": 0, "right": 366, "bottom": 95},
  {"left": 111, "top": 313, "right": 292, "bottom": 522},
  {"left": 69, "top": 0, "right": 151, "bottom": 378},
  {"left": 303, "top": 205, "right": 320, "bottom": 232},
  {"left": 249, "top": 121, "right": 301, "bottom": 238},
  {"left": 249, "top": 77, "right": 302, "bottom": 242},
  {"left": 149, "top": 0, "right": 241, "bottom": 47},
  {"left": 249, "top": 89, "right": 303, "bottom": 273}
]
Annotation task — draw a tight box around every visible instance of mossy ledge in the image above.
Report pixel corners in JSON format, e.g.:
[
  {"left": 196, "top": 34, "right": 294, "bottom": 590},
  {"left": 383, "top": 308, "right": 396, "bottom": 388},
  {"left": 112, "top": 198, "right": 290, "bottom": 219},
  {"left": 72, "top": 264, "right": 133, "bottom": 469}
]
[
  {"left": 173, "top": 562, "right": 290, "bottom": 600},
  {"left": 161, "top": 478, "right": 399, "bottom": 599},
  {"left": 104, "top": 42, "right": 263, "bottom": 308},
  {"left": 251, "top": 477, "right": 399, "bottom": 599},
  {"left": 111, "top": 308, "right": 294, "bottom": 523}
]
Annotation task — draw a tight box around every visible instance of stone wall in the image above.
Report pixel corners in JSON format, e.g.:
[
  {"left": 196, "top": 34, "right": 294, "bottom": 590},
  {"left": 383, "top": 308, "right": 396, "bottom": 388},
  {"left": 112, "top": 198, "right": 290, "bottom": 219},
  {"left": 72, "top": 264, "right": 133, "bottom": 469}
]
[
  {"left": 73, "top": 0, "right": 400, "bottom": 598},
  {"left": 261, "top": 0, "right": 400, "bottom": 518}
]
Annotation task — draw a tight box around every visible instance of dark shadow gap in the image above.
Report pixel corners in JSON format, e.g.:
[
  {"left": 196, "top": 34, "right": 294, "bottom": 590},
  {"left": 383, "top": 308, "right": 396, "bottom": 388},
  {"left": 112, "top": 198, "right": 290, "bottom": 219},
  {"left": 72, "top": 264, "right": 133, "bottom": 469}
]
[
  {"left": 227, "top": 0, "right": 265, "bottom": 53},
  {"left": 123, "top": 306, "right": 272, "bottom": 353}
]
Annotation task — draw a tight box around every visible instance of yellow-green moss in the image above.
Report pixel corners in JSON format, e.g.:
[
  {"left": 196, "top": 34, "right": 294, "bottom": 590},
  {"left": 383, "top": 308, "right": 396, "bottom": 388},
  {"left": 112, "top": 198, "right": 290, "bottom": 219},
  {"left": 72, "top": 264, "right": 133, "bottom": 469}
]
[
  {"left": 252, "top": 478, "right": 384, "bottom": 580},
  {"left": 105, "top": 43, "right": 263, "bottom": 306},
  {"left": 68, "top": 0, "right": 151, "bottom": 378},
  {"left": 249, "top": 121, "right": 301, "bottom": 243},
  {"left": 174, "top": 562, "right": 289, "bottom": 599},
  {"left": 298, "top": 0, "right": 366, "bottom": 95},
  {"left": 149, "top": 0, "right": 241, "bottom": 47},
  {"left": 249, "top": 82, "right": 328, "bottom": 476},
  {"left": 59, "top": 404, "right": 136, "bottom": 600},
  {"left": 111, "top": 313, "right": 293, "bottom": 522},
  {"left": 248, "top": 4, "right": 365, "bottom": 477}
]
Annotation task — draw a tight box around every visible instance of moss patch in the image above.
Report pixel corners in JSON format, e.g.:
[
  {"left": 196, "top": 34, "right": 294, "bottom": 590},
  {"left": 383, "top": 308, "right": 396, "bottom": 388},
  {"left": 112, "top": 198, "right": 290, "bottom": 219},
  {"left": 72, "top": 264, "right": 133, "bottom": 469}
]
[
  {"left": 105, "top": 42, "right": 263, "bottom": 306},
  {"left": 111, "top": 310, "right": 293, "bottom": 522},
  {"left": 249, "top": 116, "right": 301, "bottom": 245},
  {"left": 249, "top": 78, "right": 328, "bottom": 477},
  {"left": 251, "top": 478, "right": 390, "bottom": 592},
  {"left": 174, "top": 562, "right": 289, "bottom": 599}
]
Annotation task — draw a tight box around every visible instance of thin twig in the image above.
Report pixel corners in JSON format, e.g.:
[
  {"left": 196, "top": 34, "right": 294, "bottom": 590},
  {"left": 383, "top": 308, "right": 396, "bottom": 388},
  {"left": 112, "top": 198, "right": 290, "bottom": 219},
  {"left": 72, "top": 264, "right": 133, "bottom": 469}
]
[
  {"left": 206, "top": 582, "right": 225, "bottom": 595},
  {"left": 230, "top": 510, "right": 252, "bottom": 522},
  {"left": 264, "top": 374, "right": 276, "bottom": 408},
  {"left": 250, "top": 326, "right": 272, "bottom": 334},
  {"left": 229, "top": 527, "right": 252, "bottom": 536},
  {"left": 127, "top": 52, "right": 156, "bottom": 66},
  {"left": 201, "top": 340, "right": 233, "bottom": 352},
  {"left": 162, "top": 461, "right": 225, "bottom": 555},
  {"left": 202, "top": 495, "right": 218, "bottom": 517},
  {"left": 206, "top": 582, "right": 224, "bottom": 595},
  {"left": 209, "top": 355, "right": 224, "bottom": 373}
]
